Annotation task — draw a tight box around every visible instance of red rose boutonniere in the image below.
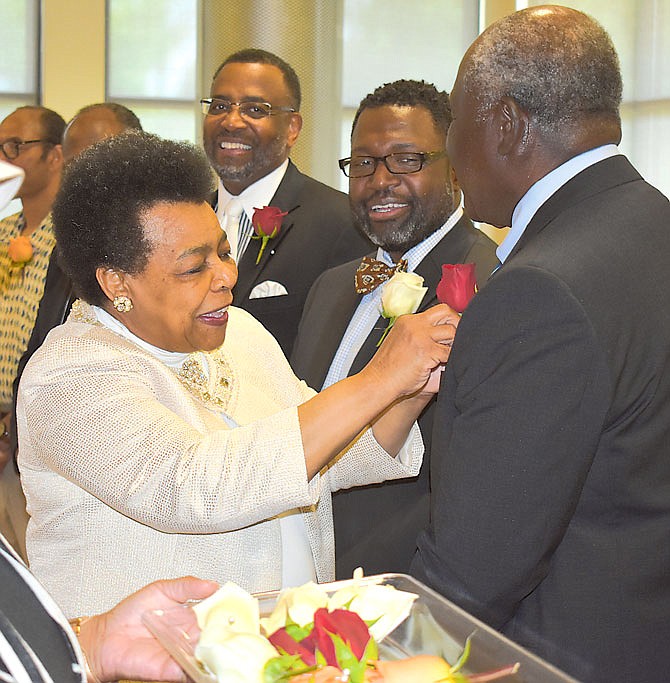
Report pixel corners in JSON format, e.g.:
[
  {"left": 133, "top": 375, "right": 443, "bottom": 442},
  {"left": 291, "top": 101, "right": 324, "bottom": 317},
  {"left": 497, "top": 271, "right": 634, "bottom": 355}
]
[
  {"left": 436, "top": 263, "right": 477, "bottom": 313},
  {"left": 251, "top": 205, "right": 289, "bottom": 265},
  {"left": 7, "top": 235, "right": 33, "bottom": 267}
]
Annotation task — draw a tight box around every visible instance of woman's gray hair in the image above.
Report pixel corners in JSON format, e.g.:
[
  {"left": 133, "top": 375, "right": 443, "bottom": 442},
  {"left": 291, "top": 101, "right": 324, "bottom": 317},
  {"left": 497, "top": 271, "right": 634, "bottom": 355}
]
[{"left": 463, "top": 6, "right": 622, "bottom": 135}]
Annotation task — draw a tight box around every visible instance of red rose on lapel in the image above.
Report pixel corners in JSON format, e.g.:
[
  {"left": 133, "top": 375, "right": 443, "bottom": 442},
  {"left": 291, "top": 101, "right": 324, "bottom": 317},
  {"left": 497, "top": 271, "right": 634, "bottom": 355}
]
[
  {"left": 251, "top": 205, "right": 288, "bottom": 265},
  {"left": 252, "top": 205, "right": 287, "bottom": 237},
  {"left": 436, "top": 263, "right": 477, "bottom": 313}
]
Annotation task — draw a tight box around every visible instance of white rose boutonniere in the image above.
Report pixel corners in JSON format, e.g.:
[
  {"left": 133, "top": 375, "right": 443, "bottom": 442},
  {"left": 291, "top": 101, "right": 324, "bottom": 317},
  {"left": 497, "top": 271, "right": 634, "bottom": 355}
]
[{"left": 377, "top": 271, "right": 428, "bottom": 346}]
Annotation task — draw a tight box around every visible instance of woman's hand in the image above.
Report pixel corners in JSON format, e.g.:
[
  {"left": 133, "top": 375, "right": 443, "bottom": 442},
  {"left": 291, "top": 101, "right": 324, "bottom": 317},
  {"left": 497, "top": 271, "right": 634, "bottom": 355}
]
[
  {"left": 298, "top": 303, "right": 460, "bottom": 477},
  {"left": 79, "top": 576, "right": 218, "bottom": 682},
  {"left": 362, "top": 303, "right": 460, "bottom": 400}
]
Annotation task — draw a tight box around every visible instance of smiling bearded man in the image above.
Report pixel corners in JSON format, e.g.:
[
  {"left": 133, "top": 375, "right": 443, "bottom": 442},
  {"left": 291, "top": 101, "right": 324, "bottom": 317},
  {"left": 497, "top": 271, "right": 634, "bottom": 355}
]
[
  {"left": 290, "top": 79, "right": 498, "bottom": 579},
  {"left": 202, "top": 48, "right": 370, "bottom": 356}
]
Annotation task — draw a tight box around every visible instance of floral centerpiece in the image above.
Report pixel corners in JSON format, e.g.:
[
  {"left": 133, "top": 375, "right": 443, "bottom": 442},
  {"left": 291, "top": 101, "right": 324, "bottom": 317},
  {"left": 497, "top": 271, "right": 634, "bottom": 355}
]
[{"left": 191, "top": 572, "right": 519, "bottom": 683}]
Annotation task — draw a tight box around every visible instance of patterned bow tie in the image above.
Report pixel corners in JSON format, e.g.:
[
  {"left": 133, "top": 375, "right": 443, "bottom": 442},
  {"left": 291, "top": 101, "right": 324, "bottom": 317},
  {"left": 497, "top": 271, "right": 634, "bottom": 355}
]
[{"left": 354, "top": 256, "right": 408, "bottom": 294}]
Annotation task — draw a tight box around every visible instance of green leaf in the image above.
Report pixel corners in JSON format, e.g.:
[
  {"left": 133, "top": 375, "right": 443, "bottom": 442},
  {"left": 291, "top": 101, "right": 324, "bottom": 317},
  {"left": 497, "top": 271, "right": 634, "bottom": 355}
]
[
  {"left": 332, "top": 633, "right": 359, "bottom": 670},
  {"left": 451, "top": 633, "right": 473, "bottom": 674},
  {"left": 361, "top": 635, "right": 378, "bottom": 662},
  {"left": 284, "top": 622, "right": 313, "bottom": 641},
  {"left": 263, "top": 653, "right": 308, "bottom": 682},
  {"left": 330, "top": 633, "right": 373, "bottom": 683}
]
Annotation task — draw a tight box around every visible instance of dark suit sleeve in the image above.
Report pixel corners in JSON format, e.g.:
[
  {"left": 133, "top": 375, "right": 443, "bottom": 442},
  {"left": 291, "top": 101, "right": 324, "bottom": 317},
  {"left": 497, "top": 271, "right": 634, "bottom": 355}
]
[
  {"left": 290, "top": 269, "right": 331, "bottom": 385},
  {"left": 10, "top": 254, "right": 73, "bottom": 455},
  {"left": 412, "top": 265, "right": 610, "bottom": 628}
]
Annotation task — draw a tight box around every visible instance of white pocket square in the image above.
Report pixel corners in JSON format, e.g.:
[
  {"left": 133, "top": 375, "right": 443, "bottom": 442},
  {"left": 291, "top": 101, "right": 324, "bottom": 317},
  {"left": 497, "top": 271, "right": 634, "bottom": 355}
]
[{"left": 249, "top": 280, "right": 289, "bottom": 299}]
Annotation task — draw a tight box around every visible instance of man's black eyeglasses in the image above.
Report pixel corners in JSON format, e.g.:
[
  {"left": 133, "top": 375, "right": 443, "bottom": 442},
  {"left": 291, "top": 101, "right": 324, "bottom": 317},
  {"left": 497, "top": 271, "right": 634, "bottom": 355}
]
[
  {"left": 0, "top": 139, "right": 50, "bottom": 161},
  {"left": 200, "top": 98, "right": 296, "bottom": 120},
  {"left": 338, "top": 151, "right": 447, "bottom": 178}
]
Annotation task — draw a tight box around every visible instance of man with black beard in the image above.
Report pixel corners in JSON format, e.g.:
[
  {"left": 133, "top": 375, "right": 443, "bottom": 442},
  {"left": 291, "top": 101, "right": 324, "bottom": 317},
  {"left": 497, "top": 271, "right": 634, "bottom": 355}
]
[
  {"left": 202, "top": 49, "right": 370, "bottom": 356},
  {"left": 291, "top": 80, "right": 497, "bottom": 577}
]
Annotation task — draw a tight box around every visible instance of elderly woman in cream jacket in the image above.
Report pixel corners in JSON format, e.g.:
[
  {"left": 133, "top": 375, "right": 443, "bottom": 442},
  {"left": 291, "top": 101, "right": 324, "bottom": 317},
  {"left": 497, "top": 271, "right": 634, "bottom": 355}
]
[{"left": 16, "top": 133, "right": 457, "bottom": 618}]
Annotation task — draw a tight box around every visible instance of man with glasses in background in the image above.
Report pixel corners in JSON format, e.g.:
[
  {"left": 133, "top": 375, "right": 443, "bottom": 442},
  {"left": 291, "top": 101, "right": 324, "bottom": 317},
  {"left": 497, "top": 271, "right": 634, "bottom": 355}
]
[
  {"left": 291, "top": 80, "right": 498, "bottom": 578},
  {"left": 202, "top": 49, "right": 370, "bottom": 356},
  {"left": 0, "top": 105, "right": 65, "bottom": 555},
  {"left": 9, "top": 103, "right": 144, "bottom": 455}
]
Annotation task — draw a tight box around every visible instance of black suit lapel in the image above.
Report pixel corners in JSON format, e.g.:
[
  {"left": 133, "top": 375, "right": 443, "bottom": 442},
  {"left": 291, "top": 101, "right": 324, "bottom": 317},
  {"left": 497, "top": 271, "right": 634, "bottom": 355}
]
[
  {"left": 232, "top": 161, "right": 303, "bottom": 302},
  {"left": 509, "top": 155, "right": 641, "bottom": 261}
]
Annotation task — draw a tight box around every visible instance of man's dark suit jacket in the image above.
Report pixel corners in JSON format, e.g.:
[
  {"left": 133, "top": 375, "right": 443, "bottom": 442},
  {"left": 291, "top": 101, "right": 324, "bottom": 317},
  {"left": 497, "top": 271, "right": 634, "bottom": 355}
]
[
  {"left": 411, "top": 156, "right": 670, "bottom": 682},
  {"left": 290, "top": 214, "right": 498, "bottom": 578},
  {"left": 10, "top": 250, "right": 73, "bottom": 454},
  {"left": 229, "top": 161, "right": 370, "bottom": 356}
]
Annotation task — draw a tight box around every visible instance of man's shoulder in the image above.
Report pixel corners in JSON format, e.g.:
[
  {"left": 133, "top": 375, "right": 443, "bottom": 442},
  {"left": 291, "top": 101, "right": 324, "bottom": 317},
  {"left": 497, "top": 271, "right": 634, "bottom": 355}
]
[{"left": 308, "top": 253, "right": 370, "bottom": 296}]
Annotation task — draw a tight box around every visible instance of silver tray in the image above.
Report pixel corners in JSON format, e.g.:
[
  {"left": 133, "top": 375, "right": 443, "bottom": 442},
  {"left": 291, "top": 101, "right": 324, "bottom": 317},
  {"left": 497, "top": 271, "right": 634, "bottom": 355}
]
[{"left": 143, "top": 573, "right": 577, "bottom": 682}]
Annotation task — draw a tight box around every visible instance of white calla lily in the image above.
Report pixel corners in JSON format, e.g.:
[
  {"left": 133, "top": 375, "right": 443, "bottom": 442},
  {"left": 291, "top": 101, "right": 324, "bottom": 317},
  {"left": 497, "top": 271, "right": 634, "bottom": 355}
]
[
  {"left": 329, "top": 581, "right": 417, "bottom": 642},
  {"left": 195, "top": 632, "right": 278, "bottom": 683},
  {"left": 193, "top": 581, "right": 260, "bottom": 635},
  {"left": 260, "top": 581, "right": 328, "bottom": 635}
]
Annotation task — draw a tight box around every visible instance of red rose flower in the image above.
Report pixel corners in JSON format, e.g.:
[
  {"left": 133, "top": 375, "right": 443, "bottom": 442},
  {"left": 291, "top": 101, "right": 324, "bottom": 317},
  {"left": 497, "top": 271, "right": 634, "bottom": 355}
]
[
  {"left": 266, "top": 607, "right": 374, "bottom": 680},
  {"left": 310, "top": 607, "right": 371, "bottom": 666},
  {"left": 268, "top": 627, "right": 317, "bottom": 666},
  {"left": 252, "top": 205, "right": 288, "bottom": 237},
  {"left": 436, "top": 262, "right": 477, "bottom": 313},
  {"left": 251, "top": 205, "right": 288, "bottom": 264}
]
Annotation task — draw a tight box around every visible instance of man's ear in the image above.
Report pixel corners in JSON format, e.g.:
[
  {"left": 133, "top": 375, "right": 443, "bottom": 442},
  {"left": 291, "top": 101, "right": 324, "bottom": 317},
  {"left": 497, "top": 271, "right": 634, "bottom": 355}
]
[
  {"left": 285, "top": 112, "right": 303, "bottom": 149},
  {"left": 48, "top": 143, "right": 64, "bottom": 171},
  {"left": 448, "top": 163, "right": 462, "bottom": 204},
  {"left": 96, "top": 267, "right": 130, "bottom": 305},
  {"left": 495, "top": 96, "right": 530, "bottom": 156}
]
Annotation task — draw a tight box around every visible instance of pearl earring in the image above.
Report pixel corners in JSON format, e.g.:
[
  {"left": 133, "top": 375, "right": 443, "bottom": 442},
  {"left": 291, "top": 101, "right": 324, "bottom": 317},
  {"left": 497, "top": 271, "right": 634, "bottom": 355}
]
[{"left": 112, "top": 295, "right": 133, "bottom": 313}]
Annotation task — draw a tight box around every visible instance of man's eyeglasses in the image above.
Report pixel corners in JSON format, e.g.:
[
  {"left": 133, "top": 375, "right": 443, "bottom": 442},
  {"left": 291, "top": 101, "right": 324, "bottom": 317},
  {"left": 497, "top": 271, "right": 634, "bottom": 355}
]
[
  {"left": 200, "top": 98, "right": 296, "bottom": 120},
  {"left": 0, "top": 139, "right": 50, "bottom": 161},
  {"left": 338, "top": 151, "right": 447, "bottom": 178}
]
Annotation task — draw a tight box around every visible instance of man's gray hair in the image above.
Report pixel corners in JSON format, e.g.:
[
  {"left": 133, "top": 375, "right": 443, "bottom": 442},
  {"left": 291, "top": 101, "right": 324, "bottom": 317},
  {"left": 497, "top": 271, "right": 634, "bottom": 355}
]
[{"left": 463, "top": 6, "right": 622, "bottom": 134}]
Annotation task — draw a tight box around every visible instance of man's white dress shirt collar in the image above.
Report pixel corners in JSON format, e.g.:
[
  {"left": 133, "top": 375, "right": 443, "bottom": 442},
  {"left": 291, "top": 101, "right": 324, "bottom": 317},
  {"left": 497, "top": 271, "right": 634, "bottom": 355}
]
[
  {"left": 497, "top": 144, "right": 620, "bottom": 264},
  {"left": 216, "top": 159, "right": 289, "bottom": 259}
]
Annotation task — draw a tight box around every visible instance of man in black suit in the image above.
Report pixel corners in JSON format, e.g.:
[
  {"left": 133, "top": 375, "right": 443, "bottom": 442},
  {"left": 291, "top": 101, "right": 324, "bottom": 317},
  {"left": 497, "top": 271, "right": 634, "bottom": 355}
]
[
  {"left": 202, "top": 49, "right": 370, "bottom": 356},
  {"left": 411, "top": 7, "right": 670, "bottom": 682},
  {"left": 291, "top": 80, "right": 497, "bottom": 578}
]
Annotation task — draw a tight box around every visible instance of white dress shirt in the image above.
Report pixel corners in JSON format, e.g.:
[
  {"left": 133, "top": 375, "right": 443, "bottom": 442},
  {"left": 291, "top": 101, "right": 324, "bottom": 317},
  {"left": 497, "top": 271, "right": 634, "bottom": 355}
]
[{"left": 215, "top": 159, "right": 289, "bottom": 262}]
